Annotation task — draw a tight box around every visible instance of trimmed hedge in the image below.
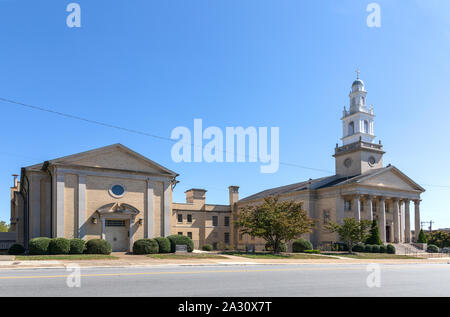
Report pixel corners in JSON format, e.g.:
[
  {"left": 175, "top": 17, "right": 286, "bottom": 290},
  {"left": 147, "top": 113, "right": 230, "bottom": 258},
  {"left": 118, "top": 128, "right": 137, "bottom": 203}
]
[
  {"left": 364, "top": 244, "right": 373, "bottom": 253},
  {"left": 303, "top": 249, "right": 320, "bottom": 254},
  {"left": 48, "top": 238, "right": 71, "bottom": 255},
  {"left": 29, "top": 237, "right": 51, "bottom": 255},
  {"left": 352, "top": 243, "right": 365, "bottom": 252},
  {"left": 8, "top": 243, "right": 25, "bottom": 255},
  {"left": 427, "top": 244, "right": 439, "bottom": 253},
  {"left": 202, "top": 244, "right": 213, "bottom": 251},
  {"left": 154, "top": 237, "right": 171, "bottom": 253},
  {"left": 70, "top": 239, "right": 86, "bottom": 254},
  {"left": 86, "top": 239, "right": 112, "bottom": 255},
  {"left": 133, "top": 239, "right": 159, "bottom": 254},
  {"left": 371, "top": 245, "right": 380, "bottom": 253},
  {"left": 292, "top": 238, "right": 313, "bottom": 253},
  {"left": 333, "top": 242, "right": 349, "bottom": 252},
  {"left": 386, "top": 244, "right": 396, "bottom": 254},
  {"left": 167, "top": 235, "right": 194, "bottom": 252},
  {"left": 379, "top": 245, "right": 387, "bottom": 253}
]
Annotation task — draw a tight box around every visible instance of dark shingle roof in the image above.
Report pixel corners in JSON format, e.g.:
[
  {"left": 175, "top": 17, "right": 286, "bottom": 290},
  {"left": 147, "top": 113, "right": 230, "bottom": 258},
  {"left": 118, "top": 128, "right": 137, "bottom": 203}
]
[{"left": 239, "top": 167, "right": 389, "bottom": 202}]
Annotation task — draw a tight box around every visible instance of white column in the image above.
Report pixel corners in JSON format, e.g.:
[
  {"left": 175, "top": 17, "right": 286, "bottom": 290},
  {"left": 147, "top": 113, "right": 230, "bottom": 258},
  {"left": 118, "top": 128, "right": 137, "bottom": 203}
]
[
  {"left": 146, "top": 180, "right": 154, "bottom": 238},
  {"left": 354, "top": 195, "right": 361, "bottom": 221},
  {"left": 163, "top": 181, "right": 171, "bottom": 237},
  {"left": 414, "top": 200, "right": 421, "bottom": 242},
  {"left": 379, "top": 197, "right": 386, "bottom": 243},
  {"left": 101, "top": 218, "right": 106, "bottom": 240},
  {"left": 367, "top": 196, "right": 373, "bottom": 221},
  {"left": 129, "top": 218, "right": 134, "bottom": 252},
  {"left": 393, "top": 199, "right": 400, "bottom": 243},
  {"left": 56, "top": 173, "right": 65, "bottom": 237},
  {"left": 78, "top": 175, "right": 86, "bottom": 239},
  {"left": 336, "top": 196, "right": 345, "bottom": 224},
  {"left": 404, "top": 200, "right": 411, "bottom": 243}
]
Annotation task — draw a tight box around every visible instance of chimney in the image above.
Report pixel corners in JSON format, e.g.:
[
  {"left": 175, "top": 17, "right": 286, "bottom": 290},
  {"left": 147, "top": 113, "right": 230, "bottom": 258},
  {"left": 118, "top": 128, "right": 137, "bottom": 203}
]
[
  {"left": 185, "top": 188, "right": 207, "bottom": 204},
  {"left": 12, "top": 174, "right": 18, "bottom": 188},
  {"left": 228, "top": 186, "right": 239, "bottom": 206}
]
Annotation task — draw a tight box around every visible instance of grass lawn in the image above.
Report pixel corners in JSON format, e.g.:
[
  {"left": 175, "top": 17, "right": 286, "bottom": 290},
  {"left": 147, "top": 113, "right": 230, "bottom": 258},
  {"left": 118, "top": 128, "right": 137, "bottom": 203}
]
[
  {"left": 222, "top": 252, "right": 337, "bottom": 260},
  {"left": 322, "top": 252, "right": 421, "bottom": 259},
  {"left": 148, "top": 253, "right": 227, "bottom": 259},
  {"left": 15, "top": 254, "right": 119, "bottom": 261}
]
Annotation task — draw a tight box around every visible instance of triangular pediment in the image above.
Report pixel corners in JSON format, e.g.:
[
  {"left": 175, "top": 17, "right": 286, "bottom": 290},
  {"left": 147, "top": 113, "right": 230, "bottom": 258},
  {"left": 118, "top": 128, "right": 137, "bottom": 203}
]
[
  {"left": 27, "top": 144, "right": 177, "bottom": 176},
  {"left": 357, "top": 166, "right": 424, "bottom": 192}
]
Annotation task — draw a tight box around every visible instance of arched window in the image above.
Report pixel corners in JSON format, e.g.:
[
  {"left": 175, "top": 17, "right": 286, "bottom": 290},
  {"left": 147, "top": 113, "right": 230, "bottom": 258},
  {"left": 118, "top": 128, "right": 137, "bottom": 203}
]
[
  {"left": 348, "top": 122, "right": 355, "bottom": 135},
  {"left": 363, "top": 120, "right": 369, "bottom": 134}
]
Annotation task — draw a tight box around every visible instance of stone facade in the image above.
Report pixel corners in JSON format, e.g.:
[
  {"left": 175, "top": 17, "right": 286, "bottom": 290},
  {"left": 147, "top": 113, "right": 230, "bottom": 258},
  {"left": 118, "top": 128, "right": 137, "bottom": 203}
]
[{"left": 9, "top": 75, "right": 425, "bottom": 252}]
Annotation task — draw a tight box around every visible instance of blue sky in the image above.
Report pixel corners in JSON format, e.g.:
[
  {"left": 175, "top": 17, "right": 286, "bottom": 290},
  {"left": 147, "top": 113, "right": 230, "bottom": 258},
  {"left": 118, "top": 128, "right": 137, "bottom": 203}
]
[{"left": 1, "top": 0, "right": 450, "bottom": 228}]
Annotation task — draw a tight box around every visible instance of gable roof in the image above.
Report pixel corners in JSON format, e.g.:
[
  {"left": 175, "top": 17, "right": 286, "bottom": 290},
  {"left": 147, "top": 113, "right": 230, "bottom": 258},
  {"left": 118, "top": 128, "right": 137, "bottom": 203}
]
[
  {"left": 25, "top": 143, "right": 178, "bottom": 176},
  {"left": 239, "top": 165, "right": 424, "bottom": 202}
]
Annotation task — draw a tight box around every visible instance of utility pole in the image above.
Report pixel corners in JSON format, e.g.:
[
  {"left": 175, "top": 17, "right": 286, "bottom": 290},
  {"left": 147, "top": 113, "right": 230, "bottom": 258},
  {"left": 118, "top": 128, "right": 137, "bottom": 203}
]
[{"left": 421, "top": 221, "right": 434, "bottom": 231}]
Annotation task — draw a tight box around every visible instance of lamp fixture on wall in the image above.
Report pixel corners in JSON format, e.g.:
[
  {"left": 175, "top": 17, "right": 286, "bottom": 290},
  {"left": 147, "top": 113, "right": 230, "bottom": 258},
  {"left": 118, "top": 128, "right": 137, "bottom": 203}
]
[
  {"left": 138, "top": 218, "right": 143, "bottom": 225},
  {"left": 91, "top": 217, "right": 97, "bottom": 224}
]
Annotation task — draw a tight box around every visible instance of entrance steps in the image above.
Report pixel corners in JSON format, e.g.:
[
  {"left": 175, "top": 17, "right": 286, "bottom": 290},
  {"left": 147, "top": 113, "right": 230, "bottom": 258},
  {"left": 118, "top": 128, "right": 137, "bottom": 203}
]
[{"left": 392, "top": 243, "right": 426, "bottom": 255}]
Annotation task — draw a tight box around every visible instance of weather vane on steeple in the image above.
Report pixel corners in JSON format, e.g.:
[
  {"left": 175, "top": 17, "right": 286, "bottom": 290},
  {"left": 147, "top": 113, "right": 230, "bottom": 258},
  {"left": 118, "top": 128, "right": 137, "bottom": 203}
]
[{"left": 355, "top": 68, "right": 360, "bottom": 80}]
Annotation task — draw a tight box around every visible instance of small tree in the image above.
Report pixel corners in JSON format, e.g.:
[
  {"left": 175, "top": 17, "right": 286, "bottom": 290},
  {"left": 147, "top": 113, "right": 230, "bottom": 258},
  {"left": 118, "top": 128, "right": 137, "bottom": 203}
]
[
  {"left": 237, "top": 196, "right": 315, "bottom": 253},
  {"left": 365, "top": 220, "right": 383, "bottom": 245},
  {"left": 326, "top": 218, "right": 371, "bottom": 254},
  {"left": 0, "top": 221, "right": 9, "bottom": 232},
  {"left": 417, "top": 229, "right": 427, "bottom": 243}
]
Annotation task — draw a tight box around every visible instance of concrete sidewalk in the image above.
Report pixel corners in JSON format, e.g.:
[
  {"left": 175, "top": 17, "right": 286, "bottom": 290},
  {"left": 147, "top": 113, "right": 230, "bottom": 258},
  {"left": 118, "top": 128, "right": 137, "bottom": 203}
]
[{"left": 0, "top": 252, "right": 449, "bottom": 270}]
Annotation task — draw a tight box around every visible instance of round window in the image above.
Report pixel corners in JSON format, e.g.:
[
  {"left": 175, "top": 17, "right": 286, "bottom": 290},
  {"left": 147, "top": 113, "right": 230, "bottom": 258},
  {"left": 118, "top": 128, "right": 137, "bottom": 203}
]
[
  {"left": 368, "top": 156, "right": 376, "bottom": 166},
  {"left": 109, "top": 184, "right": 125, "bottom": 198},
  {"left": 344, "top": 158, "right": 352, "bottom": 168}
]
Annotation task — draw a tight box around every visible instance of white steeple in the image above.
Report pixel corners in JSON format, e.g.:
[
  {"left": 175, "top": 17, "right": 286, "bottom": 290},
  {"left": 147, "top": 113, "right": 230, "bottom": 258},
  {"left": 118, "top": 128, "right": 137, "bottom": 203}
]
[{"left": 341, "top": 70, "right": 375, "bottom": 145}]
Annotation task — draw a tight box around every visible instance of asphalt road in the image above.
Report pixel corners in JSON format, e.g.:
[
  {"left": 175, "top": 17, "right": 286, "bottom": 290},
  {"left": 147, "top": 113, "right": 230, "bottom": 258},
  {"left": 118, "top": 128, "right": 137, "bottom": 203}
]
[{"left": 0, "top": 263, "right": 449, "bottom": 296}]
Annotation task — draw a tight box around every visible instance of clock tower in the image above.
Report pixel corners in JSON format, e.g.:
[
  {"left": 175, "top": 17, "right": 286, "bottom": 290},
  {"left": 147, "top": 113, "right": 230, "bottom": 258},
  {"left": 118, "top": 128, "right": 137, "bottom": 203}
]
[{"left": 334, "top": 72, "right": 385, "bottom": 177}]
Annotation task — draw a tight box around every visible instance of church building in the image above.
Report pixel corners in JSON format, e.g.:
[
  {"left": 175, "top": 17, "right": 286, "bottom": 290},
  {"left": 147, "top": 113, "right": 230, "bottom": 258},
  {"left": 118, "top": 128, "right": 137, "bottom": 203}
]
[{"left": 9, "top": 74, "right": 425, "bottom": 252}]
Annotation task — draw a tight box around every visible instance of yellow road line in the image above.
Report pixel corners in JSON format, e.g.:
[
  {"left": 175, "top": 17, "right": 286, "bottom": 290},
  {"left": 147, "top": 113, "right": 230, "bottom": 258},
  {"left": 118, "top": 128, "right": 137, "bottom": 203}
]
[{"left": 0, "top": 266, "right": 365, "bottom": 280}]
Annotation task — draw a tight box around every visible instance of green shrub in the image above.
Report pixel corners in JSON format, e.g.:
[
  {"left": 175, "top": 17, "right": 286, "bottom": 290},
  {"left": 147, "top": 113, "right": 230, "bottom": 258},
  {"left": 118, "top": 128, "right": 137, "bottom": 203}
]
[
  {"left": 48, "top": 238, "right": 71, "bottom": 255},
  {"left": 292, "top": 238, "right": 313, "bottom": 253},
  {"left": 8, "top": 243, "right": 25, "bottom": 255},
  {"left": 364, "top": 244, "right": 373, "bottom": 253},
  {"left": 303, "top": 249, "right": 320, "bottom": 254},
  {"left": 371, "top": 245, "right": 380, "bottom": 253},
  {"left": 333, "top": 242, "right": 348, "bottom": 252},
  {"left": 379, "top": 245, "right": 387, "bottom": 253},
  {"left": 352, "top": 243, "right": 365, "bottom": 252},
  {"left": 167, "top": 235, "right": 194, "bottom": 252},
  {"left": 29, "top": 237, "right": 51, "bottom": 255},
  {"left": 133, "top": 239, "right": 159, "bottom": 254},
  {"left": 154, "top": 237, "right": 171, "bottom": 253},
  {"left": 202, "top": 244, "right": 213, "bottom": 251},
  {"left": 427, "top": 244, "right": 439, "bottom": 253},
  {"left": 365, "top": 220, "right": 383, "bottom": 245},
  {"left": 417, "top": 229, "right": 427, "bottom": 243},
  {"left": 86, "top": 239, "right": 112, "bottom": 255},
  {"left": 69, "top": 238, "right": 86, "bottom": 254},
  {"left": 386, "top": 244, "right": 396, "bottom": 254},
  {"left": 265, "top": 241, "right": 287, "bottom": 253}
]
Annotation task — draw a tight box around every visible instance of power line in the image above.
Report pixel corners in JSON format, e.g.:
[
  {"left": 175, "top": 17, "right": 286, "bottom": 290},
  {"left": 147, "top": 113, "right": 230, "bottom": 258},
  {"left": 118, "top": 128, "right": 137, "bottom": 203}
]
[{"left": 0, "top": 96, "right": 333, "bottom": 174}]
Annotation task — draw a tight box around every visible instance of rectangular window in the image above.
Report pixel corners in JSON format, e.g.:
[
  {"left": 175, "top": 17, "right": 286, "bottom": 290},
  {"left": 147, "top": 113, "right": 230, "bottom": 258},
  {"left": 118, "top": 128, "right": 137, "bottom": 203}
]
[
  {"left": 360, "top": 202, "right": 364, "bottom": 212},
  {"left": 385, "top": 202, "right": 390, "bottom": 213},
  {"left": 187, "top": 232, "right": 192, "bottom": 239},
  {"left": 187, "top": 214, "right": 192, "bottom": 223},
  {"left": 345, "top": 200, "right": 352, "bottom": 211},
  {"left": 224, "top": 232, "right": 230, "bottom": 244},
  {"left": 239, "top": 233, "right": 243, "bottom": 241},
  {"left": 105, "top": 220, "right": 125, "bottom": 227},
  {"left": 323, "top": 210, "right": 330, "bottom": 224},
  {"left": 178, "top": 232, "right": 183, "bottom": 236},
  {"left": 177, "top": 214, "right": 183, "bottom": 223},
  {"left": 224, "top": 216, "right": 230, "bottom": 227},
  {"left": 212, "top": 216, "right": 218, "bottom": 227}
]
